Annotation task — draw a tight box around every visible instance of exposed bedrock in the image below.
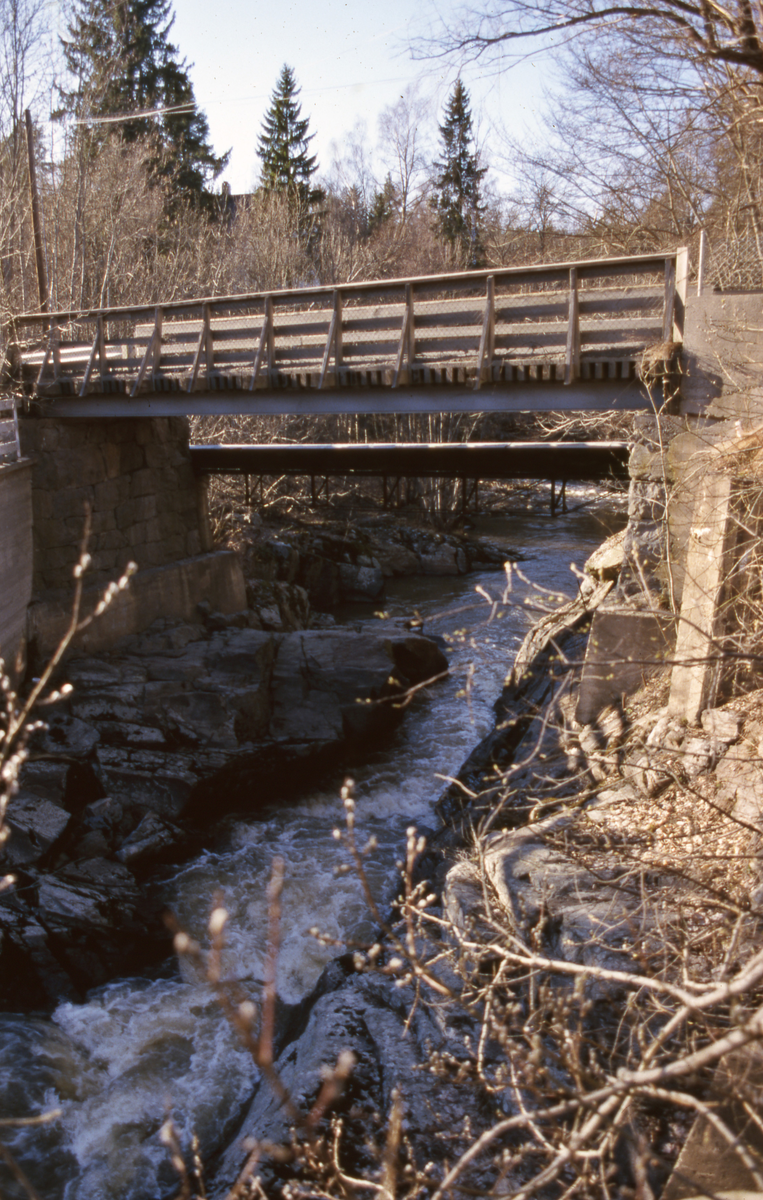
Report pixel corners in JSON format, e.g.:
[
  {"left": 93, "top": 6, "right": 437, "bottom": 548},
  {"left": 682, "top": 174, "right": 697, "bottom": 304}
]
[
  {"left": 0, "top": 623, "right": 447, "bottom": 1007},
  {"left": 239, "top": 518, "right": 515, "bottom": 614},
  {"left": 212, "top": 954, "right": 491, "bottom": 1198}
]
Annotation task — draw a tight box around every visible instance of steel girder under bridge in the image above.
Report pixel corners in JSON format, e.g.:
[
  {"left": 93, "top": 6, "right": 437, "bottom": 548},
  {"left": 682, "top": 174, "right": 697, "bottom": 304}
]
[
  {"left": 190, "top": 441, "right": 630, "bottom": 516},
  {"left": 189, "top": 440, "right": 629, "bottom": 481}
]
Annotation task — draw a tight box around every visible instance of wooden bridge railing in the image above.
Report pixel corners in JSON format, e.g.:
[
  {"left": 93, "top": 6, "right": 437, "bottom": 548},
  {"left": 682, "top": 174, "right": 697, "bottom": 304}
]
[{"left": 10, "top": 250, "right": 688, "bottom": 402}]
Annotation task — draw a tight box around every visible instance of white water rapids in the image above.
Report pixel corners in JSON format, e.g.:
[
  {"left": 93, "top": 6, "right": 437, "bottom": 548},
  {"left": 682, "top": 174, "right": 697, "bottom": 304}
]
[{"left": 0, "top": 500, "right": 624, "bottom": 1200}]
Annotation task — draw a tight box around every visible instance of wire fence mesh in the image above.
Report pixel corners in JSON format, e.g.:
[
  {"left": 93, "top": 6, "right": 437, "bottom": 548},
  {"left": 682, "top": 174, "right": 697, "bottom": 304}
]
[{"left": 497, "top": 227, "right": 763, "bottom": 293}]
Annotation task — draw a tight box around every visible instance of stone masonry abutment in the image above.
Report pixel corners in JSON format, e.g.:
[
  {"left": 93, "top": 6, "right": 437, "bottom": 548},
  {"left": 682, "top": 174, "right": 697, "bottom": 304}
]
[
  {"left": 16, "top": 415, "right": 246, "bottom": 664},
  {"left": 19, "top": 416, "right": 211, "bottom": 595}
]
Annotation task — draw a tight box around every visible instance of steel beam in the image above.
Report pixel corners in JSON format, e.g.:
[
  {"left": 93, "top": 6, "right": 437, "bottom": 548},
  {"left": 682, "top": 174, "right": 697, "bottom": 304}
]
[
  {"left": 189, "top": 441, "right": 630, "bottom": 482},
  {"left": 42, "top": 378, "right": 649, "bottom": 419}
]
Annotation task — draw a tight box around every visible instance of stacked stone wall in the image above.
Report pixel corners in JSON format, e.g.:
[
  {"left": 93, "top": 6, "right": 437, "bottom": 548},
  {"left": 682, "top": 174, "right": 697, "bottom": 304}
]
[{"left": 20, "top": 416, "right": 206, "bottom": 595}]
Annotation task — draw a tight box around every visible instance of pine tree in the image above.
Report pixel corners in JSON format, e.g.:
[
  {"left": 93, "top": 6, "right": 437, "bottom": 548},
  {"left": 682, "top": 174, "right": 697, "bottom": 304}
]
[
  {"left": 257, "top": 65, "right": 322, "bottom": 205},
  {"left": 60, "top": 0, "right": 227, "bottom": 207},
  {"left": 431, "top": 80, "right": 487, "bottom": 266}
]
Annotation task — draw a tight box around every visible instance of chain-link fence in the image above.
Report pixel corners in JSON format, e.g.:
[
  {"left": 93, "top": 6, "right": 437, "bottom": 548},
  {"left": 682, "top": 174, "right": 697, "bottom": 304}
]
[
  {"left": 699, "top": 231, "right": 763, "bottom": 292},
  {"left": 491, "top": 226, "right": 763, "bottom": 294}
]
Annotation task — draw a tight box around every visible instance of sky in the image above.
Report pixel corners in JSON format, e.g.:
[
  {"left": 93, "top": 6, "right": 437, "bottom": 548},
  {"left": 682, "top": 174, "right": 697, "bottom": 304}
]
[{"left": 166, "top": 0, "right": 549, "bottom": 196}]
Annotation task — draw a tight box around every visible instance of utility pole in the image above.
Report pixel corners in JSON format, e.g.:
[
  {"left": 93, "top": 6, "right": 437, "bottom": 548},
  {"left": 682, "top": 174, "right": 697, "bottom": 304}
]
[{"left": 24, "top": 108, "right": 47, "bottom": 315}]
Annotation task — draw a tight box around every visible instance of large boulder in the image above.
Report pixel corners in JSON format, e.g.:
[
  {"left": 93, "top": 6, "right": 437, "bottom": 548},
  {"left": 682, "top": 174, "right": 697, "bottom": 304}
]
[
  {"left": 56, "top": 625, "right": 448, "bottom": 822},
  {"left": 0, "top": 760, "right": 72, "bottom": 869},
  {"left": 420, "top": 544, "right": 468, "bottom": 575},
  {"left": 338, "top": 562, "right": 385, "bottom": 602},
  {"left": 35, "top": 857, "right": 141, "bottom": 933},
  {"left": 269, "top": 630, "right": 446, "bottom": 745},
  {"left": 444, "top": 810, "right": 645, "bottom": 1000},
  {"left": 370, "top": 539, "right": 421, "bottom": 577},
  {"left": 0, "top": 795, "right": 70, "bottom": 868},
  {"left": 212, "top": 959, "right": 487, "bottom": 1199}
]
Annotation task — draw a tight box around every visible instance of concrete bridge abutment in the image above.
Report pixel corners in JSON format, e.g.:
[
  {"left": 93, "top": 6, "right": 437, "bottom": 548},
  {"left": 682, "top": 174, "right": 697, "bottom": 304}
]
[{"left": 578, "top": 407, "right": 763, "bottom": 728}]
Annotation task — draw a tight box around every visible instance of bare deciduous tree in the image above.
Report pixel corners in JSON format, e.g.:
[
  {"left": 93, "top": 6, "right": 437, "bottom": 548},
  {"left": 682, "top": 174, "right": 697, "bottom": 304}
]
[
  {"left": 377, "top": 83, "right": 432, "bottom": 221},
  {"left": 414, "top": 0, "right": 763, "bottom": 83}
]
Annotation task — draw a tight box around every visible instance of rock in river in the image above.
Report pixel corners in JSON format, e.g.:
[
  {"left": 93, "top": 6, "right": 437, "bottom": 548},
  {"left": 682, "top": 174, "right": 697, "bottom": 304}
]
[{"left": 0, "top": 620, "right": 448, "bottom": 1004}]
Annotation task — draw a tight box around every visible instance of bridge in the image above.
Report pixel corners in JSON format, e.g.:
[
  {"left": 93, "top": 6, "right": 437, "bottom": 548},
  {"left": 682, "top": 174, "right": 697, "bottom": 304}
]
[
  {"left": 0, "top": 245, "right": 705, "bottom": 676},
  {"left": 189, "top": 440, "right": 629, "bottom": 479},
  {"left": 10, "top": 249, "right": 688, "bottom": 418},
  {"left": 190, "top": 439, "right": 630, "bottom": 513}
]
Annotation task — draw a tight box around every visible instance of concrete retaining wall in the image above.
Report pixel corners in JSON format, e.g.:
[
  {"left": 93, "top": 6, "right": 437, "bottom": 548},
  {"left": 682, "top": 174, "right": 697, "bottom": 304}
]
[
  {"left": 27, "top": 550, "right": 247, "bottom": 664},
  {"left": 577, "top": 607, "right": 676, "bottom": 725},
  {"left": 682, "top": 292, "right": 763, "bottom": 418}
]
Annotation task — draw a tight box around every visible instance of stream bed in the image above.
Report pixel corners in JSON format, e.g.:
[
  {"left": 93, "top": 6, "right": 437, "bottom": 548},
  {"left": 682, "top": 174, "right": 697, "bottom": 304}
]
[{"left": 0, "top": 497, "right": 625, "bottom": 1200}]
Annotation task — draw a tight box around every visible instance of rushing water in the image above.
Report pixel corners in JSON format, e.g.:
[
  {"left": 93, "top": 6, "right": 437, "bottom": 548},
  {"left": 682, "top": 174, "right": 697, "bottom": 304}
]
[{"left": 0, "top": 497, "right": 625, "bottom": 1200}]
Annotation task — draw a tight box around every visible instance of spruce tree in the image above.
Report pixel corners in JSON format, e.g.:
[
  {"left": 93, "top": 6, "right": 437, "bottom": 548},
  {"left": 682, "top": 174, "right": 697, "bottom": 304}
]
[
  {"left": 60, "top": 0, "right": 227, "bottom": 207},
  {"left": 257, "top": 66, "right": 322, "bottom": 205},
  {"left": 368, "top": 174, "right": 398, "bottom": 234},
  {"left": 431, "top": 80, "right": 487, "bottom": 266}
]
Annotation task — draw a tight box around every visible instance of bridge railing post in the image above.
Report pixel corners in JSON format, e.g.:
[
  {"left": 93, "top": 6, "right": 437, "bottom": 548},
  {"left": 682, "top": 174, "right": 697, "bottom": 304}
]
[
  {"left": 80, "top": 316, "right": 105, "bottom": 396},
  {"left": 662, "top": 256, "right": 677, "bottom": 343},
  {"left": 336, "top": 290, "right": 343, "bottom": 377},
  {"left": 475, "top": 275, "right": 495, "bottom": 390},
  {"left": 407, "top": 283, "right": 415, "bottom": 369},
  {"left": 696, "top": 233, "right": 706, "bottom": 298},
  {"left": 152, "top": 307, "right": 163, "bottom": 379},
  {"left": 564, "top": 267, "right": 580, "bottom": 385},
  {"left": 319, "top": 289, "right": 342, "bottom": 389},
  {"left": 248, "top": 296, "right": 274, "bottom": 391},
  {"left": 36, "top": 323, "right": 61, "bottom": 389},
  {"left": 673, "top": 246, "right": 689, "bottom": 343},
  {"left": 131, "top": 306, "right": 163, "bottom": 396},
  {"left": 393, "top": 283, "right": 414, "bottom": 388},
  {"left": 188, "top": 303, "right": 213, "bottom": 393},
  {"left": 203, "top": 303, "right": 214, "bottom": 380},
  {"left": 265, "top": 296, "right": 275, "bottom": 383},
  {"left": 97, "top": 316, "right": 106, "bottom": 388}
]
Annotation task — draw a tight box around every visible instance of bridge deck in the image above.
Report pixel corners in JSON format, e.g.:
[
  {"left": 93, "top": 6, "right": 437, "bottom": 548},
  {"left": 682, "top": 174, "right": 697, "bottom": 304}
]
[{"left": 11, "top": 250, "right": 687, "bottom": 416}]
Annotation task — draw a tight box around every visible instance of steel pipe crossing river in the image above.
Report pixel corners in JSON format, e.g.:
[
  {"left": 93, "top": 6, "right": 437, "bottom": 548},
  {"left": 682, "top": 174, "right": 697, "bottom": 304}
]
[{"left": 189, "top": 440, "right": 630, "bottom": 481}]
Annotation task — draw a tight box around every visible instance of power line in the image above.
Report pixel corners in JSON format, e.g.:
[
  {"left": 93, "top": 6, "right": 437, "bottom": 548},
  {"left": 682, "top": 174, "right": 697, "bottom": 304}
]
[
  {"left": 203, "top": 75, "right": 416, "bottom": 106},
  {"left": 73, "top": 102, "right": 196, "bottom": 126}
]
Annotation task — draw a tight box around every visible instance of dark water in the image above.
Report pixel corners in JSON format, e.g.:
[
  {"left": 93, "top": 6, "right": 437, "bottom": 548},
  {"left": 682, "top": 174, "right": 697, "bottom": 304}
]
[{"left": 0, "top": 494, "right": 625, "bottom": 1200}]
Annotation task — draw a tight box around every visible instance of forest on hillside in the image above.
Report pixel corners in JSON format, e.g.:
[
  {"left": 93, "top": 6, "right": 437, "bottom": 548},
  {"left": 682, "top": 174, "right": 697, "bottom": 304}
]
[{"left": 2, "top": 0, "right": 763, "bottom": 323}]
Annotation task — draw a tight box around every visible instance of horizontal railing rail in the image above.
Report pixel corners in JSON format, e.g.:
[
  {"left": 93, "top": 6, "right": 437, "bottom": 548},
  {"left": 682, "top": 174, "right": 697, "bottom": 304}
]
[{"left": 9, "top": 250, "right": 689, "bottom": 404}]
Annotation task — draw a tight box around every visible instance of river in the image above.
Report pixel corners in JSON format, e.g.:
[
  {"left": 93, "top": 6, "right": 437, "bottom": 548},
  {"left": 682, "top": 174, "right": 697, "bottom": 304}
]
[{"left": 0, "top": 496, "right": 625, "bottom": 1200}]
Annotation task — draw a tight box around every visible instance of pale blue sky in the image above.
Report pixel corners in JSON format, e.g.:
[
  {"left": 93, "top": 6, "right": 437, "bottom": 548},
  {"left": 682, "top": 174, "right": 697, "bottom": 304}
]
[{"left": 168, "top": 0, "right": 548, "bottom": 194}]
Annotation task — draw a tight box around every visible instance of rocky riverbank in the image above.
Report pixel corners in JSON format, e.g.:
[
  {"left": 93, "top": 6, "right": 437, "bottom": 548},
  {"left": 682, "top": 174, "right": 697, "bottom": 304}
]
[
  {"left": 0, "top": 511, "right": 520, "bottom": 1011},
  {"left": 11, "top": 495, "right": 753, "bottom": 1199},
  {"left": 207, "top": 551, "right": 763, "bottom": 1200},
  {"left": 229, "top": 509, "right": 518, "bottom": 619},
  {"left": 0, "top": 621, "right": 449, "bottom": 1008}
]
